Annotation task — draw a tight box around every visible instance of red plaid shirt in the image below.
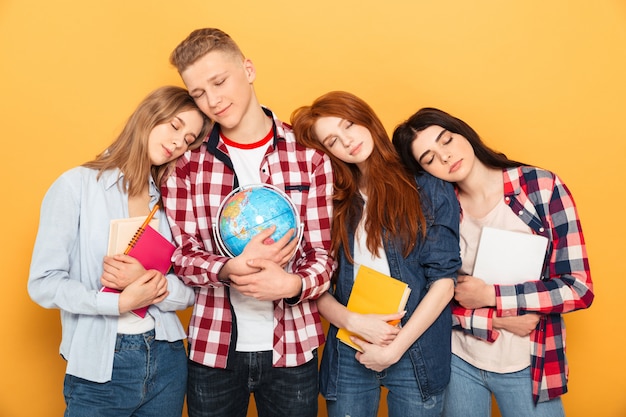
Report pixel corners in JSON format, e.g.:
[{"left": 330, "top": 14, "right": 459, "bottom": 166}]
[
  {"left": 162, "top": 108, "right": 334, "bottom": 368},
  {"left": 452, "top": 166, "right": 594, "bottom": 403}
]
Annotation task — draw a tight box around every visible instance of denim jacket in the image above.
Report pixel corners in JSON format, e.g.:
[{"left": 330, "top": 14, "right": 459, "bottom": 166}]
[{"left": 319, "top": 172, "right": 461, "bottom": 401}]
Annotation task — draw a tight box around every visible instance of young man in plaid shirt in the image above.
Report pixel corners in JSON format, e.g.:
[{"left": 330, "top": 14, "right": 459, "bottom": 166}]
[{"left": 162, "top": 28, "right": 335, "bottom": 417}]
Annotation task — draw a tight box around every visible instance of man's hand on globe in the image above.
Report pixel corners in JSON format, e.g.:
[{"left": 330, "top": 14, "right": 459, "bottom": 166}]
[
  {"left": 240, "top": 225, "right": 297, "bottom": 266},
  {"left": 219, "top": 226, "right": 296, "bottom": 279}
]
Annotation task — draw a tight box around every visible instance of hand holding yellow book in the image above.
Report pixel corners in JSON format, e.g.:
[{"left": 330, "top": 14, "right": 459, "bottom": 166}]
[{"left": 336, "top": 265, "right": 411, "bottom": 352}]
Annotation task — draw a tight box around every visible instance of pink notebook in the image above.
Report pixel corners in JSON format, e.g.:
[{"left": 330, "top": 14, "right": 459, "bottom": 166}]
[
  {"left": 126, "top": 225, "right": 176, "bottom": 275},
  {"left": 104, "top": 223, "right": 175, "bottom": 318}
]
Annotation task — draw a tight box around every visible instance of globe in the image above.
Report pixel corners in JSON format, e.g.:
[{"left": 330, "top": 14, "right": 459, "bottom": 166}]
[{"left": 214, "top": 184, "right": 300, "bottom": 257}]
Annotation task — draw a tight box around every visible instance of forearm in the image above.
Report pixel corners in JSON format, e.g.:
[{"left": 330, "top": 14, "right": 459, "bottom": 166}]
[
  {"left": 496, "top": 270, "right": 593, "bottom": 316},
  {"left": 390, "top": 278, "right": 454, "bottom": 355},
  {"left": 316, "top": 291, "right": 350, "bottom": 329},
  {"left": 291, "top": 249, "right": 333, "bottom": 301},
  {"left": 496, "top": 172, "right": 594, "bottom": 316},
  {"left": 452, "top": 303, "right": 499, "bottom": 342}
]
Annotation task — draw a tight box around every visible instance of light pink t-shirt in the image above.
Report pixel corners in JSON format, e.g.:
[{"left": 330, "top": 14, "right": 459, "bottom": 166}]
[{"left": 452, "top": 199, "right": 532, "bottom": 373}]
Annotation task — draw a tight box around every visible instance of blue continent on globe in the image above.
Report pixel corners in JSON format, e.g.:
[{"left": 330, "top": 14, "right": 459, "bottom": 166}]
[{"left": 217, "top": 185, "right": 298, "bottom": 257}]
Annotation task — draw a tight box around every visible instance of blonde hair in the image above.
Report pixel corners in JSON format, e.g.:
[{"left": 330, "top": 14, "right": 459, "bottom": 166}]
[
  {"left": 170, "top": 28, "right": 244, "bottom": 73},
  {"left": 83, "top": 85, "right": 212, "bottom": 197}
]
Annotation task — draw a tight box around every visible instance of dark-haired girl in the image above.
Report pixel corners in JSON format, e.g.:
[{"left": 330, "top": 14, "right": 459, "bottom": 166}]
[{"left": 393, "top": 107, "right": 593, "bottom": 417}]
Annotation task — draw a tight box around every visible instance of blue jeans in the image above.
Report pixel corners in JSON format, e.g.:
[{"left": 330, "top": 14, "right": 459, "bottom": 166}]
[
  {"left": 63, "top": 330, "right": 187, "bottom": 417},
  {"left": 443, "top": 354, "right": 564, "bottom": 417},
  {"left": 325, "top": 341, "right": 445, "bottom": 417},
  {"left": 187, "top": 350, "right": 318, "bottom": 417}
]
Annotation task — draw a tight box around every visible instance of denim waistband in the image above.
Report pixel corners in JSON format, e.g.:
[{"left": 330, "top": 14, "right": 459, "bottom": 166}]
[{"left": 115, "top": 329, "right": 156, "bottom": 350}]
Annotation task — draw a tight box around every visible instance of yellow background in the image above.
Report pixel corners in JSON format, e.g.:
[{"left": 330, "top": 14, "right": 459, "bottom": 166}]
[{"left": 1, "top": 1, "right": 624, "bottom": 416}]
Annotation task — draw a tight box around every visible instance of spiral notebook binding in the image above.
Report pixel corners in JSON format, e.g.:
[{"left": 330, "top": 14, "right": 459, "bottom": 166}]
[{"left": 128, "top": 228, "right": 145, "bottom": 249}]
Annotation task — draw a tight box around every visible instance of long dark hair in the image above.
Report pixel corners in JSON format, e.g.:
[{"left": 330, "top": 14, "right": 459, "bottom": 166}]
[
  {"left": 291, "top": 91, "right": 426, "bottom": 263},
  {"left": 392, "top": 107, "right": 525, "bottom": 174}
]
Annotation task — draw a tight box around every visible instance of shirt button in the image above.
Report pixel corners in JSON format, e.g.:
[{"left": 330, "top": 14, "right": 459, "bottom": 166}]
[
  {"left": 539, "top": 227, "right": 545, "bottom": 232},
  {"left": 518, "top": 210, "right": 524, "bottom": 215},
  {"left": 504, "top": 197, "right": 510, "bottom": 202}
]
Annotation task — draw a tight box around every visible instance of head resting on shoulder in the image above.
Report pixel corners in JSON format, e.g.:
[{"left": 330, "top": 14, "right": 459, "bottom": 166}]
[
  {"left": 291, "top": 91, "right": 396, "bottom": 169},
  {"left": 170, "top": 28, "right": 245, "bottom": 74},
  {"left": 392, "top": 107, "right": 523, "bottom": 174},
  {"left": 291, "top": 91, "right": 425, "bottom": 261},
  {"left": 109, "top": 85, "right": 211, "bottom": 160},
  {"left": 85, "top": 85, "right": 212, "bottom": 195}
]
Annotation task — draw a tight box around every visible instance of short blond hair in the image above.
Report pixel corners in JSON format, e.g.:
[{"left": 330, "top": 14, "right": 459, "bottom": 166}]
[{"left": 170, "top": 28, "right": 244, "bottom": 73}]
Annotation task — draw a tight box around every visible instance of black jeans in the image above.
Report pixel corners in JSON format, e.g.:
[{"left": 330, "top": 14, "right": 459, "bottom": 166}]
[{"left": 187, "top": 350, "right": 318, "bottom": 417}]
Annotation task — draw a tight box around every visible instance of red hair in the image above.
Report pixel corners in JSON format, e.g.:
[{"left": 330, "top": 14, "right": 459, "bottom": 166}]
[{"left": 291, "top": 91, "right": 426, "bottom": 263}]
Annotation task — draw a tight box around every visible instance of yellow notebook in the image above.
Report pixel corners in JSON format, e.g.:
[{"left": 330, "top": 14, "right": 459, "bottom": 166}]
[{"left": 336, "top": 265, "right": 411, "bottom": 352}]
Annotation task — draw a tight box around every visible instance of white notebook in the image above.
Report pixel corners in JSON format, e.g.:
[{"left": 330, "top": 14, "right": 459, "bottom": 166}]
[{"left": 472, "top": 227, "right": 549, "bottom": 285}]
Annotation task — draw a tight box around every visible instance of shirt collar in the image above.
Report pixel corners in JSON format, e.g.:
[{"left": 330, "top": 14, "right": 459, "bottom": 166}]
[
  {"left": 102, "top": 168, "right": 124, "bottom": 190},
  {"left": 503, "top": 167, "right": 522, "bottom": 197},
  {"left": 100, "top": 168, "right": 158, "bottom": 198},
  {"left": 206, "top": 106, "right": 287, "bottom": 153}
]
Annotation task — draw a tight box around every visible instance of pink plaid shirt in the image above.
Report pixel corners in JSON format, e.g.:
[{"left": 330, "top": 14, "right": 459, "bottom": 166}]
[
  {"left": 162, "top": 108, "right": 334, "bottom": 368},
  {"left": 452, "top": 166, "right": 594, "bottom": 403}
]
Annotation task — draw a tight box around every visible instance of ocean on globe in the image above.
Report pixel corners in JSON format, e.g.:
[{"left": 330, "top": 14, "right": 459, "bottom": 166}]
[{"left": 215, "top": 184, "right": 299, "bottom": 257}]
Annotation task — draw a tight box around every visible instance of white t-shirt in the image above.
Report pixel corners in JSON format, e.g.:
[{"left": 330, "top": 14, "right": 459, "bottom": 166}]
[
  {"left": 117, "top": 311, "right": 155, "bottom": 334},
  {"left": 224, "top": 132, "right": 274, "bottom": 352},
  {"left": 353, "top": 193, "right": 390, "bottom": 279}
]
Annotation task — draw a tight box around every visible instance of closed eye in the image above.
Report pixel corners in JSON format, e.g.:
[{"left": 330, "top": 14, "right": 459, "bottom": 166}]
[
  {"left": 423, "top": 153, "right": 435, "bottom": 165},
  {"left": 191, "top": 90, "right": 204, "bottom": 99},
  {"left": 184, "top": 134, "right": 196, "bottom": 146},
  {"left": 326, "top": 136, "right": 338, "bottom": 147}
]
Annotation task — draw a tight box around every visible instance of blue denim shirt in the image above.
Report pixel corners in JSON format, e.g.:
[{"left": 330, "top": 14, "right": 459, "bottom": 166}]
[{"left": 319, "top": 172, "right": 461, "bottom": 401}]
